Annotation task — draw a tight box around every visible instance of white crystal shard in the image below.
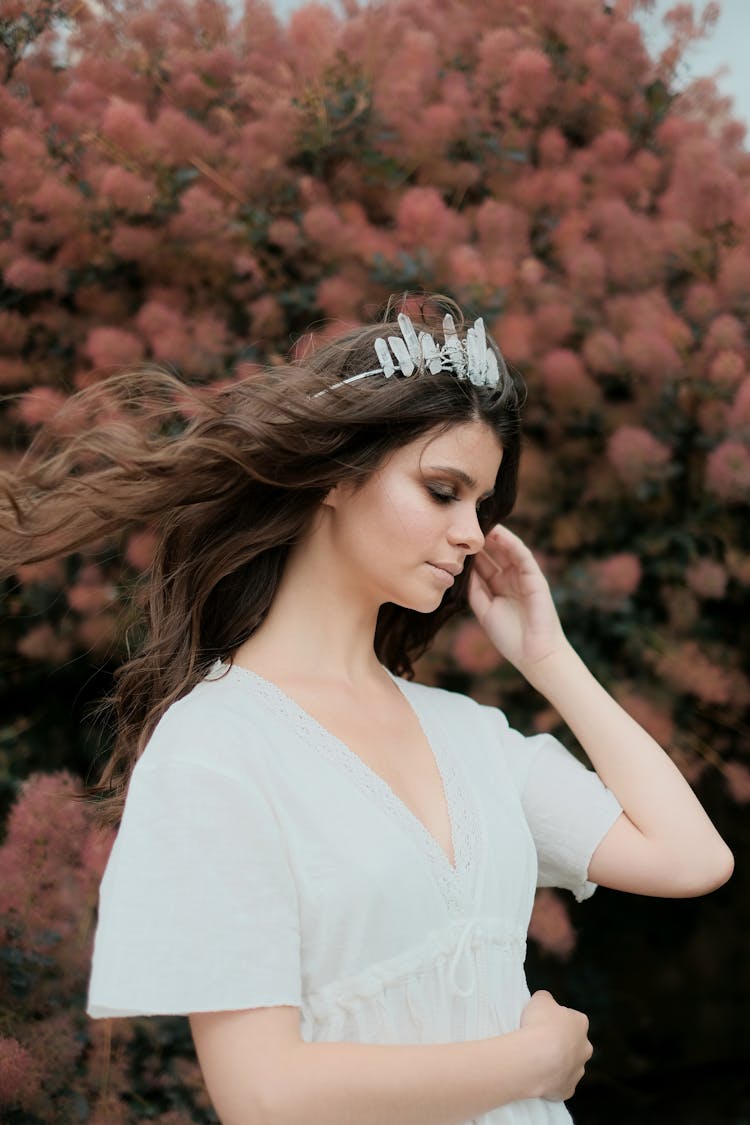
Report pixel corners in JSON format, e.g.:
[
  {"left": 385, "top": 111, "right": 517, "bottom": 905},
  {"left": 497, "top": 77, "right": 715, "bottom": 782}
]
[
  {"left": 388, "top": 335, "right": 415, "bottom": 376},
  {"left": 486, "top": 349, "right": 500, "bottom": 385},
  {"left": 374, "top": 336, "right": 395, "bottom": 377},
  {"left": 442, "top": 313, "right": 466, "bottom": 378},
  {"left": 420, "top": 331, "right": 443, "bottom": 374},
  {"left": 397, "top": 314, "right": 423, "bottom": 363},
  {"left": 466, "top": 325, "right": 483, "bottom": 385}
]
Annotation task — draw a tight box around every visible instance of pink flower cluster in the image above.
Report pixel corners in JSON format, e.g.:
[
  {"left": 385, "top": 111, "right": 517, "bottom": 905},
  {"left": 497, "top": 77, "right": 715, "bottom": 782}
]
[
  {"left": 705, "top": 440, "right": 750, "bottom": 503},
  {"left": 724, "top": 761, "right": 750, "bottom": 804},
  {"left": 654, "top": 642, "right": 748, "bottom": 708},
  {"left": 528, "top": 889, "right": 577, "bottom": 959},
  {"left": 0, "top": 1038, "right": 38, "bottom": 1110},
  {"left": 451, "top": 620, "right": 503, "bottom": 675},
  {"left": 606, "top": 426, "right": 672, "bottom": 490},
  {"left": 583, "top": 553, "right": 642, "bottom": 610},
  {"left": 685, "top": 559, "right": 728, "bottom": 600},
  {"left": 540, "top": 349, "right": 599, "bottom": 412}
]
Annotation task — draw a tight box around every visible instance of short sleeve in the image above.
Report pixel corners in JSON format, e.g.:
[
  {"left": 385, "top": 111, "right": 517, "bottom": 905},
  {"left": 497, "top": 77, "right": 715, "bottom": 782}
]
[
  {"left": 87, "top": 748, "right": 302, "bottom": 1018},
  {"left": 483, "top": 705, "right": 623, "bottom": 903}
]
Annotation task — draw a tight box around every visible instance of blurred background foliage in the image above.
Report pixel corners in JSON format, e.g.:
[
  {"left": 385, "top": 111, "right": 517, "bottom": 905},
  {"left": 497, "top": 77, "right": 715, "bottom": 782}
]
[{"left": 0, "top": 0, "right": 748, "bottom": 1120}]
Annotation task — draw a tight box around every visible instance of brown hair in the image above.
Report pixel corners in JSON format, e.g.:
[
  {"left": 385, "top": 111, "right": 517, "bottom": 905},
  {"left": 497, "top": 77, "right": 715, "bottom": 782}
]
[{"left": 0, "top": 293, "right": 524, "bottom": 827}]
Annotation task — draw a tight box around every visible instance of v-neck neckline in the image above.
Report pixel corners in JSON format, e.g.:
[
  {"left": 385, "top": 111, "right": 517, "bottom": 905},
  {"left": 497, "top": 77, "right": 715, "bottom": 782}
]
[{"left": 217, "top": 660, "right": 464, "bottom": 877}]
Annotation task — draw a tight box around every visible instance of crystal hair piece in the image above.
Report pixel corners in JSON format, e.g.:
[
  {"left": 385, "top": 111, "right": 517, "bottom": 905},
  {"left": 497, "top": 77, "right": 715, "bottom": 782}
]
[{"left": 314, "top": 313, "right": 504, "bottom": 397}]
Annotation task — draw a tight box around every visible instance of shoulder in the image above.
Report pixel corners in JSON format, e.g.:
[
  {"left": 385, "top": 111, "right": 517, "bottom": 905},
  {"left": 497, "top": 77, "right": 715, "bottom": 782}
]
[{"left": 137, "top": 664, "right": 275, "bottom": 778}]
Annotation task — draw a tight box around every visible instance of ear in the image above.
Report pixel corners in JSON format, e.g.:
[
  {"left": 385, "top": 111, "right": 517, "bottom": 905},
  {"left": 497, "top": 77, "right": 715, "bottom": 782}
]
[{"left": 322, "top": 480, "right": 354, "bottom": 510}]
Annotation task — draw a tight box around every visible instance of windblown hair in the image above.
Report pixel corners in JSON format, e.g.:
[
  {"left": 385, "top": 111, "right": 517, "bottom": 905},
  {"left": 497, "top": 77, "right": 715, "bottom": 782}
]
[{"left": 0, "top": 293, "right": 524, "bottom": 828}]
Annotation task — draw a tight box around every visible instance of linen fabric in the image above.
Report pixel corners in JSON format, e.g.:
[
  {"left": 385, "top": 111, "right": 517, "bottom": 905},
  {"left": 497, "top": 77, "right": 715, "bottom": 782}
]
[{"left": 87, "top": 660, "right": 624, "bottom": 1124}]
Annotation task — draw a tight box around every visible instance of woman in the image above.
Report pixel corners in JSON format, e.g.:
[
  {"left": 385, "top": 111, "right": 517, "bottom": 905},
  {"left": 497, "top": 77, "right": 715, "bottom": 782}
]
[{"left": 1, "top": 295, "right": 733, "bottom": 1125}]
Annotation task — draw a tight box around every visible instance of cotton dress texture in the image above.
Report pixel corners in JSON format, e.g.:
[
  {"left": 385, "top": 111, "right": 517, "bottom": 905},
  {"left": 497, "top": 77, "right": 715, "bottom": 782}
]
[{"left": 87, "top": 660, "right": 623, "bottom": 1125}]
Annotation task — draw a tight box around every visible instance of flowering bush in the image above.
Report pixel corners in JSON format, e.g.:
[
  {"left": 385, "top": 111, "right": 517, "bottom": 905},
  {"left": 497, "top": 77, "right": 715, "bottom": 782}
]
[
  {"left": 0, "top": 772, "right": 213, "bottom": 1122},
  {"left": 0, "top": 0, "right": 745, "bottom": 783},
  {"left": 0, "top": 0, "right": 748, "bottom": 1114}
]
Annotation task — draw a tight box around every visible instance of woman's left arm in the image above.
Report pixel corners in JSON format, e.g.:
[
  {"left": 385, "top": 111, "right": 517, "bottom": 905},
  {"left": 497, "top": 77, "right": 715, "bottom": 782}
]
[{"left": 469, "top": 525, "right": 734, "bottom": 899}]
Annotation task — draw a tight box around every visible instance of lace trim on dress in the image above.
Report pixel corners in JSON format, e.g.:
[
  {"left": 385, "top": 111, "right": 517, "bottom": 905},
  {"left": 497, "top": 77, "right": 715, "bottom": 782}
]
[
  {"left": 383, "top": 669, "right": 483, "bottom": 916},
  {"left": 208, "top": 660, "right": 482, "bottom": 916}
]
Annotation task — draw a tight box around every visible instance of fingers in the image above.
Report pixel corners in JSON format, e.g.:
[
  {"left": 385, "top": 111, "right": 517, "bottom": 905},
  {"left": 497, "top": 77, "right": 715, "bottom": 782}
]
[
  {"left": 486, "top": 522, "right": 528, "bottom": 548},
  {"left": 473, "top": 550, "right": 513, "bottom": 598},
  {"left": 474, "top": 550, "right": 503, "bottom": 581},
  {"left": 482, "top": 526, "right": 543, "bottom": 584},
  {"left": 475, "top": 543, "right": 521, "bottom": 589},
  {"left": 467, "top": 569, "right": 493, "bottom": 618}
]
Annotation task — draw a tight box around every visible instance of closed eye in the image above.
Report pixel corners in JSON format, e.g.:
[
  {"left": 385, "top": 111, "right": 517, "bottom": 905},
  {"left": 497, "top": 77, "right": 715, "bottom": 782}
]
[
  {"left": 427, "top": 486, "right": 491, "bottom": 514},
  {"left": 427, "top": 486, "right": 456, "bottom": 505}
]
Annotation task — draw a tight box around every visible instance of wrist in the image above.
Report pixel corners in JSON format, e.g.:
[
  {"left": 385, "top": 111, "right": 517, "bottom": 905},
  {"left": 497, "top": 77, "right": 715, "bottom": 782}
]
[
  {"left": 518, "top": 638, "right": 579, "bottom": 695},
  {"left": 510, "top": 1026, "right": 557, "bottom": 1101}
]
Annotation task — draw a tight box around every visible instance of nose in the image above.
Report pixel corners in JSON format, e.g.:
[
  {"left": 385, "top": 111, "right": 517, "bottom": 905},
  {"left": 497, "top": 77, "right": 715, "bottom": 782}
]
[{"left": 448, "top": 503, "right": 485, "bottom": 555}]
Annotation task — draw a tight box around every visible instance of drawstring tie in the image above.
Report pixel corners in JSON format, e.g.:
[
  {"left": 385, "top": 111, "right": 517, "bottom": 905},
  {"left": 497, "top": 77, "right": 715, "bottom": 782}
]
[{"left": 447, "top": 917, "right": 485, "bottom": 999}]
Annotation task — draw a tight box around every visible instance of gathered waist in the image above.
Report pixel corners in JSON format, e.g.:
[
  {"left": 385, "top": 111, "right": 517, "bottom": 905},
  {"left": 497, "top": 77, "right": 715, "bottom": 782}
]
[{"left": 301, "top": 917, "right": 527, "bottom": 1043}]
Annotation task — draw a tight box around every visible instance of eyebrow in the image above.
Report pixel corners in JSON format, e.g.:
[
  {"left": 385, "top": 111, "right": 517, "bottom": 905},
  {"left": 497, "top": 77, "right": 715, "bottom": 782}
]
[{"left": 425, "top": 465, "right": 496, "bottom": 499}]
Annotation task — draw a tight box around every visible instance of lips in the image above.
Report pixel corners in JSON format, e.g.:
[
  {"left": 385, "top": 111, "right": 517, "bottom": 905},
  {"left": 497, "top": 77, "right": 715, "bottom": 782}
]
[{"left": 429, "top": 561, "right": 464, "bottom": 577}]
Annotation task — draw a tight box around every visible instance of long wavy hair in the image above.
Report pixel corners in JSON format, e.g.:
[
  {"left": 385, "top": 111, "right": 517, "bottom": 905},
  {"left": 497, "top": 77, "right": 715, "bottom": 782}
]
[{"left": 0, "top": 293, "right": 525, "bottom": 828}]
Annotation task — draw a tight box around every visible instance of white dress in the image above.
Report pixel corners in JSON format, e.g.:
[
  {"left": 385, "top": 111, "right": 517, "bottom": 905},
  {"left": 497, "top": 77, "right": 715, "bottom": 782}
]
[{"left": 87, "top": 660, "right": 623, "bottom": 1124}]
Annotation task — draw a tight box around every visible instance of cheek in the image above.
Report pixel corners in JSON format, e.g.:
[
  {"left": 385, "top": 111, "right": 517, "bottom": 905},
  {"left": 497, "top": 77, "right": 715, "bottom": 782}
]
[{"left": 371, "top": 486, "right": 438, "bottom": 547}]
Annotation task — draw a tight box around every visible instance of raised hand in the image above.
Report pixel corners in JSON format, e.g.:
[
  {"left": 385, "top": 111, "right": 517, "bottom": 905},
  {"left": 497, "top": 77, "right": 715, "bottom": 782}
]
[{"left": 467, "top": 524, "right": 568, "bottom": 676}]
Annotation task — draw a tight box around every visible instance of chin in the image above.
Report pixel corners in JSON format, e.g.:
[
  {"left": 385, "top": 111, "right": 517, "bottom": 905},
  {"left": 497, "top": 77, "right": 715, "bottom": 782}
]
[{"left": 390, "top": 590, "right": 450, "bottom": 615}]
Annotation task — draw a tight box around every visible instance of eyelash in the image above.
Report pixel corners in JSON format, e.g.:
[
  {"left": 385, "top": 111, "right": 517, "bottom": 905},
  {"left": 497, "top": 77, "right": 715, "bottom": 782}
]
[
  {"left": 427, "top": 487, "right": 487, "bottom": 513},
  {"left": 427, "top": 487, "right": 455, "bottom": 504}
]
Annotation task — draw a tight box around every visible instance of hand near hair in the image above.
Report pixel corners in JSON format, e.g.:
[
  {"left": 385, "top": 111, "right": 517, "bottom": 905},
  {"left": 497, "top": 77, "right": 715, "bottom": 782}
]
[{"left": 467, "top": 525, "right": 568, "bottom": 678}]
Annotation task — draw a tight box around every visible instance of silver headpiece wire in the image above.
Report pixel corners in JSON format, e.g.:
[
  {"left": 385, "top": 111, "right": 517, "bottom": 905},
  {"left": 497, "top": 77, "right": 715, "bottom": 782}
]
[{"left": 314, "top": 313, "right": 504, "bottom": 397}]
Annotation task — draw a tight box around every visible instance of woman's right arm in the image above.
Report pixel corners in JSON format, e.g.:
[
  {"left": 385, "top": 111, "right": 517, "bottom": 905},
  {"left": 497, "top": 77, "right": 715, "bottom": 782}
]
[{"left": 190, "top": 989, "right": 592, "bottom": 1125}]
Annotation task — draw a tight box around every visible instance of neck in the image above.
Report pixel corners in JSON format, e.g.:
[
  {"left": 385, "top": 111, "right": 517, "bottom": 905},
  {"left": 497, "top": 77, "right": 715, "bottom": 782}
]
[{"left": 232, "top": 534, "right": 385, "bottom": 687}]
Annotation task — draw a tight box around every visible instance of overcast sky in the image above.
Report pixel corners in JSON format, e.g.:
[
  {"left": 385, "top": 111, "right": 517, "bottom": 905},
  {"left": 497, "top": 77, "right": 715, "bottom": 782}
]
[
  {"left": 269, "top": 0, "right": 750, "bottom": 130},
  {"left": 638, "top": 0, "right": 749, "bottom": 128}
]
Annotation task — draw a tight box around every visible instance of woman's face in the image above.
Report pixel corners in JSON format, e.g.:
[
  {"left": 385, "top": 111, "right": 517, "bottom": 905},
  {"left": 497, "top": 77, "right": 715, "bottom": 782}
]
[{"left": 323, "top": 420, "right": 504, "bottom": 613}]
